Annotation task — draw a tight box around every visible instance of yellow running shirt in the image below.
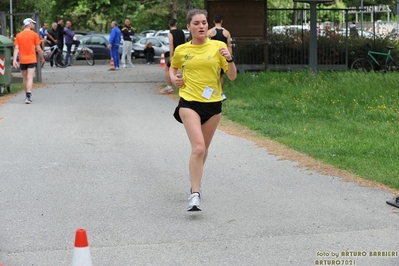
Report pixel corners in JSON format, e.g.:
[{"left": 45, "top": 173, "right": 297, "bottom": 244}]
[{"left": 171, "top": 39, "right": 229, "bottom": 102}]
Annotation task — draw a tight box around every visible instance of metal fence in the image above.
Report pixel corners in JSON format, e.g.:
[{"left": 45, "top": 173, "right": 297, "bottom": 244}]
[{"left": 232, "top": 8, "right": 397, "bottom": 72}]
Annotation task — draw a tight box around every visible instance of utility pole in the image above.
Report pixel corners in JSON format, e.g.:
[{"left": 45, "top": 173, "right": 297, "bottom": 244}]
[
  {"left": 360, "top": 0, "right": 363, "bottom": 37},
  {"left": 10, "top": 0, "right": 13, "bottom": 37},
  {"left": 293, "top": 0, "right": 335, "bottom": 74}
]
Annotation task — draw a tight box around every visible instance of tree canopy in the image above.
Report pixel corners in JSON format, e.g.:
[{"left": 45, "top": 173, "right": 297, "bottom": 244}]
[
  {"left": 0, "top": 0, "right": 397, "bottom": 35},
  {"left": 0, "top": 0, "right": 203, "bottom": 35}
]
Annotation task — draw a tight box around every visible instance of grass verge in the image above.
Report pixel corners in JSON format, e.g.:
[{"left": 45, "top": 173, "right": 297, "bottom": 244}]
[
  {"left": 0, "top": 82, "right": 24, "bottom": 109},
  {"left": 223, "top": 70, "right": 399, "bottom": 189}
]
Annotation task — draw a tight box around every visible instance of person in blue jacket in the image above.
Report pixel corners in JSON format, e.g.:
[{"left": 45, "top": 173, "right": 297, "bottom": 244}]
[{"left": 108, "top": 21, "right": 121, "bottom": 69}]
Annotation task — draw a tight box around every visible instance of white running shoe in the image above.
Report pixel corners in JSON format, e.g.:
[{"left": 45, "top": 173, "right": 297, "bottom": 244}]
[
  {"left": 160, "top": 86, "right": 173, "bottom": 94},
  {"left": 187, "top": 192, "right": 201, "bottom": 211},
  {"left": 25, "top": 97, "right": 32, "bottom": 104},
  {"left": 122, "top": 64, "right": 127, "bottom": 68}
]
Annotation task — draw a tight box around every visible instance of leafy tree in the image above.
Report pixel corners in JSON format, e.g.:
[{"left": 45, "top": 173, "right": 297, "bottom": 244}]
[
  {"left": 39, "top": 0, "right": 204, "bottom": 33},
  {"left": 29, "top": 0, "right": 204, "bottom": 33},
  {"left": 47, "top": 0, "right": 141, "bottom": 32},
  {"left": 0, "top": 0, "right": 53, "bottom": 35},
  {"left": 131, "top": 0, "right": 204, "bottom": 32}
]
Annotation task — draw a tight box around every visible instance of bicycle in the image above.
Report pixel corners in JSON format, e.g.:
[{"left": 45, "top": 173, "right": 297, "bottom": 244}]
[
  {"left": 65, "top": 43, "right": 95, "bottom": 66},
  {"left": 42, "top": 44, "right": 68, "bottom": 68},
  {"left": 351, "top": 46, "right": 398, "bottom": 72}
]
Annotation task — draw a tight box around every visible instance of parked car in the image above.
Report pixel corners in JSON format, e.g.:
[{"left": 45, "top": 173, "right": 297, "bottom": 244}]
[
  {"left": 77, "top": 34, "right": 134, "bottom": 60},
  {"left": 154, "top": 30, "right": 169, "bottom": 37},
  {"left": 131, "top": 34, "right": 145, "bottom": 43},
  {"left": 154, "top": 29, "right": 191, "bottom": 40},
  {"left": 336, "top": 29, "right": 383, "bottom": 39},
  {"left": 140, "top": 30, "right": 157, "bottom": 37},
  {"left": 132, "top": 36, "right": 170, "bottom": 58},
  {"left": 73, "top": 30, "right": 103, "bottom": 41},
  {"left": 359, "top": 30, "right": 383, "bottom": 39},
  {"left": 184, "top": 30, "right": 191, "bottom": 41},
  {"left": 74, "top": 30, "right": 103, "bottom": 35},
  {"left": 272, "top": 25, "right": 310, "bottom": 35},
  {"left": 386, "top": 32, "right": 399, "bottom": 41}
]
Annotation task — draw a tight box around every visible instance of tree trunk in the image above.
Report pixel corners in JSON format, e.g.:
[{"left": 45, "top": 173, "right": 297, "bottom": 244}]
[
  {"left": 171, "top": 0, "right": 178, "bottom": 19},
  {"left": 292, "top": 2, "right": 298, "bottom": 25}
]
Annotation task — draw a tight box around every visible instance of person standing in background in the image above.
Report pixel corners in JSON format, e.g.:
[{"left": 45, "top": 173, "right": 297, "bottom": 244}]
[
  {"left": 121, "top": 19, "right": 135, "bottom": 68},
  {"left": 349, "top": 21, "right": 358, "bottom": 37},
  {"left": 46, "top": 22, "right": 59, "bottom": 67},
  {"left": 161, "top": 19, "right": 186, "bottom": 94},
  {"left": 108, "top": 21, "right": 121, "bottom": 70},
  {"left": 64, "top": 21, "right": 80, "bottom": 65},
  {"left": 56, "top": 18, "right": 65, "bottom": 52},
  {"left": 207, "top": 14, "right": 233, "bottom": 101}
]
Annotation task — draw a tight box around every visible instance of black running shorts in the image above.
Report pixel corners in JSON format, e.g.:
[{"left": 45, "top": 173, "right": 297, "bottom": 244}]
[
  {"left": 174, "top": 98, "right": 222, "bottom": 125},
  {"left": 20, "top": 63, "right": 37, "bottom": 70}
]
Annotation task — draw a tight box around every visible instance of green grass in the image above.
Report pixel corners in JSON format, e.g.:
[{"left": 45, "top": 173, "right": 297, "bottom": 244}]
[
  {"left": 10, "top": 83, "right": 24, "bottom": 94},
  {"left": 223, "top": 71, "right": 399, "bottom": 189},
  {"left": 1, "top": 82, "right": 23, "bottom": 96}
]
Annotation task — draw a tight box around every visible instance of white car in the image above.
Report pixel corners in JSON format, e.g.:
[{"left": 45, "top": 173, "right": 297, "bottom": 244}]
[
  {"left": 132, "top": 36, "right": 170, "bottom": 58},
  {"left": 154, "top": 30, "right": 169, "bottom": 37},
  {"left": 336, "top": 29, "right": 383, "bottom": 39},
  {"left": 272, "top": 25, "right": 310, "bottom": 34},
  {"left": 140, "top": 30, "right": 157, "bottom": 37},
  {"left": 154, "top": 29, "right": 190, "bottom": 40}
]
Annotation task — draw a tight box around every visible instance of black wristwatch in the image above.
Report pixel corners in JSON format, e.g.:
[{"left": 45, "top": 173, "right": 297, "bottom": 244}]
[{"left": 226, "top": 55, "right": 234, "bottom": 63}]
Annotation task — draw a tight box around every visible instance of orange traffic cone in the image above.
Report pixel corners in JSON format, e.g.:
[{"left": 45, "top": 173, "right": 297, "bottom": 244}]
[
  {"left": 159, "top": 52, "right": 166, "bottom": 67},
  {"left": 72, "top": 229, "right": 93, "bottom": 266},
  {"left": 109, "top": 57, "right": 115, "bottom": 70}
]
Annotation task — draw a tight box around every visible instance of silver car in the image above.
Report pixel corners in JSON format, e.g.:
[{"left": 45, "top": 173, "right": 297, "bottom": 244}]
[
  {"left": 132, "top": 36, "right": 170, "bottom": 58},
  {"left": 154, "top": 29, "right": 191, "bottom": 41}
]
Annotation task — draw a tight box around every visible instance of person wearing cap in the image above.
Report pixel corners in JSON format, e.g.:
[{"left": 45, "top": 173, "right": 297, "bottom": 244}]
[{"left": 12, "top": 18, "right": 45, "bottom": 104}]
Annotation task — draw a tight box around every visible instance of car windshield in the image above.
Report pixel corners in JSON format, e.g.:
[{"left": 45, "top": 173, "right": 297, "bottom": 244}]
[{"left": 91, "top": 35, "right": 107, "bottom": 45}]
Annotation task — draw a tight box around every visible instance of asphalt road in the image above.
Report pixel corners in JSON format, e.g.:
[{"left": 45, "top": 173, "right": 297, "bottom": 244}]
[{"left": 0, "top": 64, "right": 398, "bottom": 265}]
